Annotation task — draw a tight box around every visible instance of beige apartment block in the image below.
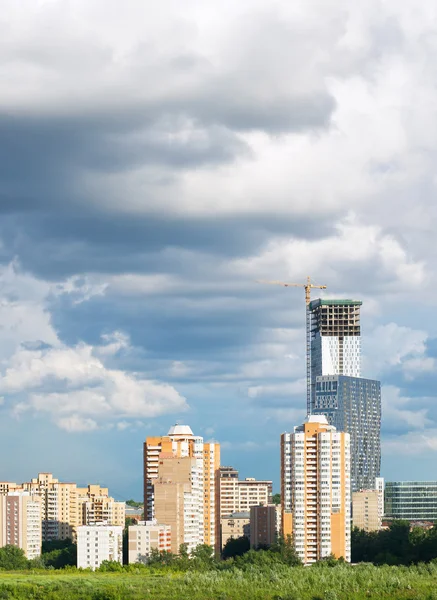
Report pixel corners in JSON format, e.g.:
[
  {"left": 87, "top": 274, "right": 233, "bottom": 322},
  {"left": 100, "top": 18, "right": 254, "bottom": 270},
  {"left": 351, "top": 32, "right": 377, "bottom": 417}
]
[
  {"left": 220, "top": 511, "right": 250, "bottom": 549},
  {"left": 77, "top": 485, "right": 125, "bottom": 528},
  {"left": 250, "top": 505, "right": 277, "bottom": 549},
  {"left": 352, "top": 489, "right": 381, "bottom": 532},
  {"left": 1, "top": 474, "right": 125, "bottom": 542},
  {"left": 144, "top": 425, "right": 221, "bottom": 553},
  {"left": 154, "top": 453, "right": 199, "bottom": 554},
  {"left": 219, "top": 467, "right": 272, "bottom": 519},
  {"left": 128, "top": 521, "right": 171, "bottom": 563},
  {"left": 0, "top": 492, "right": 42, "bottom": 559},
  {"left": 287, "top": 416, "right": 351, "bottom": 564}
]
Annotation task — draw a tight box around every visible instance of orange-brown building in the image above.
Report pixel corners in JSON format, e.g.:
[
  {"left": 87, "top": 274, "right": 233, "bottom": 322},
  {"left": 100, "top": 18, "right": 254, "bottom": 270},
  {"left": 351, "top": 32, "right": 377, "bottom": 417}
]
[{"left": 143, "top": 425, "right": 220, "bottom": 553}]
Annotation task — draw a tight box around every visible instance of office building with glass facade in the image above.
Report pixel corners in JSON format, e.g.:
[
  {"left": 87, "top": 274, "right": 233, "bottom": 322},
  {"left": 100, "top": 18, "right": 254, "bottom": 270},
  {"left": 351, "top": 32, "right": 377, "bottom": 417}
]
[{"left": 385, "top": 481, "right": 437, "bottom": 521}]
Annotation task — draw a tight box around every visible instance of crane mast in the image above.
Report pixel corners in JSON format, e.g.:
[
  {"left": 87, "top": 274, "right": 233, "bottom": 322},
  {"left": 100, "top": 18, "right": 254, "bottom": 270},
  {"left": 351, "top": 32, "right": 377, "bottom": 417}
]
[{"left": 257, "top": 276, "right": 327, "bottom": 414}]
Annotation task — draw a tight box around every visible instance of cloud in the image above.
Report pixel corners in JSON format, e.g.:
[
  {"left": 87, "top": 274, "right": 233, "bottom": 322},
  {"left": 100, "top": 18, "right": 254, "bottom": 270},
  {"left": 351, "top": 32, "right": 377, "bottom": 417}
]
[
  {"left": 56, "top": 415, "right": 99, "bottom": 433},
  {"left": 382, "top": 385, "right": 432, "bottom": 430},
  {"left": 383, "top": 429, "right": 437, "bottom": 456},
  {"left": 1, "top": 335, "right": 188, "bottom": 429}
]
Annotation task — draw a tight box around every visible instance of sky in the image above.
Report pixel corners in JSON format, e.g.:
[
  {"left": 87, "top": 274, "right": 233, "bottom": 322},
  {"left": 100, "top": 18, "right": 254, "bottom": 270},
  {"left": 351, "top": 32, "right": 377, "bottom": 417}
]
[{"left": 1, "top": 0, "right": 437, "bottom": 499}]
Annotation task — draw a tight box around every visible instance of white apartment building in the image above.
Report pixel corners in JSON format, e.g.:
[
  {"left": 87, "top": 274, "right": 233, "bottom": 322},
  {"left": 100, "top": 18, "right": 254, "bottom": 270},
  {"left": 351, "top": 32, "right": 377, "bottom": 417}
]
[
  {"left": 288, "top": 415, "right": 351, "bottom": 564},
  {"left": 0, "top": 492, "right": 42, "bottom": 559},
  {"left": 77, "top": 525, "right": 123, "bottom": 570},
  {"left": 128, "top": 521, "right": 171, "bottom": 564}
]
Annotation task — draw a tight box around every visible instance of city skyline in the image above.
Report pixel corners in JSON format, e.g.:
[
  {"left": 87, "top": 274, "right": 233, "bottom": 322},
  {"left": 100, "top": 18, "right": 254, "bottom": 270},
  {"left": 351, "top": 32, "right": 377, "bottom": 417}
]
[{"left": 1, "top": 0, "right": 437, "bottom": 499}]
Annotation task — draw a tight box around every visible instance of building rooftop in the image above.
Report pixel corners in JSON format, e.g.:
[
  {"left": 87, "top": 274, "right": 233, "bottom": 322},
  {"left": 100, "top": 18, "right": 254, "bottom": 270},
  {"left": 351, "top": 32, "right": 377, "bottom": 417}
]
[
  {"left": 309, "top": 298, "right": 362, "bottom": 309},
  {"left": 306, "top": 414, "right": 329, "bottom": 425},
  {"left": 167, "top": 424, "right": 194, "bottom": 437}
]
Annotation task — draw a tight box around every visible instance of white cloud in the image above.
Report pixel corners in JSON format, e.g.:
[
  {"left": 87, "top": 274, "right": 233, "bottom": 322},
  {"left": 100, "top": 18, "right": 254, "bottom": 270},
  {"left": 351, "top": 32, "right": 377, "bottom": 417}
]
[
  {"left": 382, "top": 385, "right": 432, "bottom": 430},
  {"left": 364, "top": 323, "right": 428, "bottom": 378},
  {"left": 383, "top": 429, "right": 437, "bottom": 456},
  {"left": 56, "top": 415, "right": 99, "bottom": 433},
  {"left": 0, "top": 335, "right": 188, "bottom": 428}
]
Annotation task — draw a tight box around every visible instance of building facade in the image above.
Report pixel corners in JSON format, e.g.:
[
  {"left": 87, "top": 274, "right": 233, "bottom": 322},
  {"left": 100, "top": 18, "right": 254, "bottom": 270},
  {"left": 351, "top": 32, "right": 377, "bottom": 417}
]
[
  {"left": 219, "top": 467, "right": 272, "bottom": 519},
  {"left": 288, "top": 415, "right": 351, "bottom": 564},
  {"left": 0, "top": 492, "right": 42, "bottom": 559},
  {"left": 312, "top": 375, "right": 381, "bottom": 491},
  {"left": 0, "top": 474, "right": 125, "bottom": 541},
  {"left": 309, "top": 299, "right": 362, "bottom": 414},
  {"left": 280, "top": 433, "right": 292, "bottom": 535},
  {"left": 352, "top": 490, "right": 381, "bottom": 532},
  {"left": 250, "top": 505, "right": 278, "bottom": 549},
  {"left": 128, "top": 521, "right": 171, "bottom": 564},
  {"left": 385, "top": 481, "right": 437, "bottom": 521},
  {"left": 143, "top": 425, "right": 220, "bottom": 553},
  {"left": 220, "top": 512, "right": 250, "bottom": 550},
  {"left": 77, "top": 525, "right": 123, "bottom": 569}
]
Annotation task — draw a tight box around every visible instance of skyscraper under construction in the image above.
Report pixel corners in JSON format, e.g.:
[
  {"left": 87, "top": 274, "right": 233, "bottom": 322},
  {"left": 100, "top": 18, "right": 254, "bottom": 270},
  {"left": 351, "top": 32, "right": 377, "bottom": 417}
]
[{"left": 308, "top": 299, "right": 381, "bottom": 492}]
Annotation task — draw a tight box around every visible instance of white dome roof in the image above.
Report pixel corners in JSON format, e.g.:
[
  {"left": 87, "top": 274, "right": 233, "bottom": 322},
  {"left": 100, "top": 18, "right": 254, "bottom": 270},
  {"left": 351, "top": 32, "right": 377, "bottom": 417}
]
[
  {"left": 306, "top": 414, "right": 329, "bottom": 425},
  {"left": 167, "top": 424, "right": 194, "bottom": 437}
]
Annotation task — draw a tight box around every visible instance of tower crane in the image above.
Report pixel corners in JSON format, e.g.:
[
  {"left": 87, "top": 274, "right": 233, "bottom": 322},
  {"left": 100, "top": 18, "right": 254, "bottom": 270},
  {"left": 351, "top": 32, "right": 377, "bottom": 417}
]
[{"left": 257, "top": 276, "right": 327, "bottom": 415}]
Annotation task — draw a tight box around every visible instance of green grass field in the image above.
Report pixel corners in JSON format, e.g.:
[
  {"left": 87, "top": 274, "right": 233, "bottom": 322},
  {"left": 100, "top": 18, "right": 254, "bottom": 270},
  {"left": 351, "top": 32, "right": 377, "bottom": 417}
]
[{"left": 0, "top": 563, "right": 437, "bottom": 600}]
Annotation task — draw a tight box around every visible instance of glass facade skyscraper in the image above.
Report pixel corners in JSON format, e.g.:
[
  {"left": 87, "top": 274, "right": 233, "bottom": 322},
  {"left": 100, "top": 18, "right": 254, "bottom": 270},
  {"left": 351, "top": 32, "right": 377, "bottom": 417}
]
[
  {"left": 312, "top": 375, "right": 381, "bottom": 492},
  {"left": 308, "top": 298, "right": 381, "bottom": 492},
  {"left": 309, "top": 299, "right": 362, "bottom": 414}
]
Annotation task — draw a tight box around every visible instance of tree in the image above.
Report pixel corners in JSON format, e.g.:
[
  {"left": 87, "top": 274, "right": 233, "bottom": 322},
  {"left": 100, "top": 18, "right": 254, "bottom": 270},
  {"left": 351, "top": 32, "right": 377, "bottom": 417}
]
[
  {"left": 0, "top": 545, "right": 29, "bottom": 570},
  {"left": 270, "top": 535, "right": 302, "bottom": 566},
  {"left": 42, "top": 538, "right": 76, "bottom": 569},
  {"left": 272, "top": 493, "right": 281, "bottom": 505},
  {"left": 222, "top": 536, "right": 250, "bottom": 559},
  {"left": 125, "top": 500, "right": 143, "bottom": 509}
]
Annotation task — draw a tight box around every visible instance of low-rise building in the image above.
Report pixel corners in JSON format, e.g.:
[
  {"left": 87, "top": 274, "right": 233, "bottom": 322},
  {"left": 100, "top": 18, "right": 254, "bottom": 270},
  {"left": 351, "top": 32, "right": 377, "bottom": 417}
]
[
  {"left": 128, "top": 521, "right": 171, "bottom": 563},
  {"left": 220, "top": 512, "right": 250, "bottom": 549},
  {"left": 385, "top": 481, "right": 437, "bottom": 521},
  {"left": 77, "top": 525, "right": 123, "bottom": 570},
  {"left": 0, "top": 492, "right": 42, "bottom": 559},
  {"left": 352, "top": 490, "right": 381, "bottom": 531}
]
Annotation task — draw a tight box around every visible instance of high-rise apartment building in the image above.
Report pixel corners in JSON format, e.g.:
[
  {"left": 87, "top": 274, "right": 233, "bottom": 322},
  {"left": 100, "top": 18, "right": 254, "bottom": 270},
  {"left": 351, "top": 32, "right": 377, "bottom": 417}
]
[
  {"left": 250, "top": 505, "right": 278, "bottom": 549},
  {"left": 128, "top": 521, "right": 172, "bottom": 564},
  {"left": 0, "top": 492, "right": 42, "bottom": 559},
  {"left": 0, "top": 474, "right": 125, "bottom": 541},
  {"left": 219, "top": 467, "right": 272, "bottom": 519},
  {"left": 20, "top": 473, "right": 78, "bottom": 541},
  {"left": 309, "top": 299, "right": 362, "bottom": 414},
  {"left": 312, "top": 375, "right": 381, "bottom": 492},
  {"left": 352, "top": 490, "right": 381, "bottom": 532},
  {"left": 143, "top": 425, "right": 220, "bottom": 553},
  {"left": 77, "top": 485, "right": 125, "bottom": 528},
  {"left": 287, "top": 415, "right": 351, "bottom": 564},
  {"left": 385, "top": 481, "right": 437, "bottom": 521},
  {"left": 154, "top": 453, "right": 202, "bottom": 554},
  {"left": 77, "top": 525, "right": 123, "bottom": 569}
]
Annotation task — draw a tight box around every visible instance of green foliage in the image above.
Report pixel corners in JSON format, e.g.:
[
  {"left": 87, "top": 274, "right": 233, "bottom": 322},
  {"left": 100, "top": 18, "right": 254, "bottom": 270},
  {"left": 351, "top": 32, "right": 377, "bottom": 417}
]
[
  {"left": 42, "top": 539, "right": 76, "bottom": 569},
  {"left": 98, "top": 560, "right": 124, "bottom": 572},
  {"left": 1, "top": 562, "right": 437, "bottom": 598},
  {"left": 272, "top": 493, "right": 281, "bottom": 505},
  {"left": 222, "top": 536, "right": 250, "bottom": 559},
  {"left": 125, "top": 500, "right": 143, "bottom": 508},
  {"left": 0, "top": 545, "right": 29, "bottom": 570},
  {"left": 269, "top": 535, "right": 303, "bottom": 566},
  {"left": 352, "top": 520, "right": 437, "bottom": 565}
]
